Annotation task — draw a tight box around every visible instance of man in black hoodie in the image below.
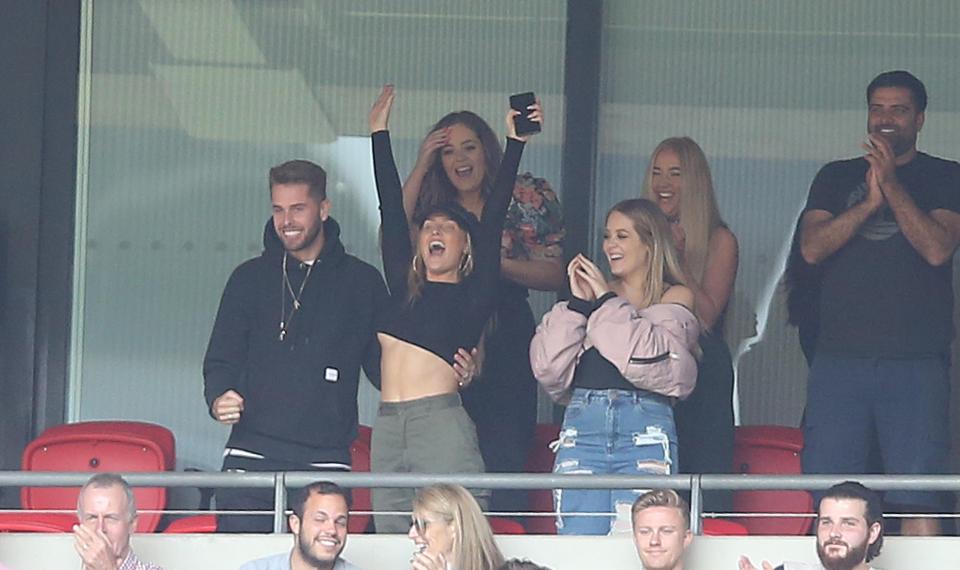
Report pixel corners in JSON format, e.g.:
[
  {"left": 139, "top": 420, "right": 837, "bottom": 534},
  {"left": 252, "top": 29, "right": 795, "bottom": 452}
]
[{"left": 203, "top": 159, "right": 389, "bottom": 533}]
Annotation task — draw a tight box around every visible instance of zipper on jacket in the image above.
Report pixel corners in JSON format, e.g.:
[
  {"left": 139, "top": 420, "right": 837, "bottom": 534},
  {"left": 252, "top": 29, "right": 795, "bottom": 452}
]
[{"left": 629, "top": 351, "right": 672, "bottom": 364}]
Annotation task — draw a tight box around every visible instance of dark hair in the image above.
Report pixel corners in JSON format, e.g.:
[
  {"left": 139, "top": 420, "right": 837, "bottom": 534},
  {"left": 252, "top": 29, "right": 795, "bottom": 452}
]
[
  {"left": 415, "top": 111, "right": 503, "bottom": 220},
  {"left": 819, "top": 481, "right": 884, "bottom": 562},
  {"left": 269, "top": 159, "right": 327, "bottom": 202},
  {"left": 499, "top": 559, "right": 553, "bottom": 570},
  {"left": 866, "top": 70, "right": 927, "bottom": 112},
  {"left": 290, "top": 481, "right": 351, "bottom": 520},
  {"left": 413, "top": 201, "right": 478, "bottom": 235}
]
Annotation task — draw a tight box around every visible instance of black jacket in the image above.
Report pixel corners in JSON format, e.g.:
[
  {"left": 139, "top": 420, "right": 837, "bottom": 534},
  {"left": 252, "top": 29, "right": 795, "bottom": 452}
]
[{"left": 203, "top": 217, "right": 387, "bottom": 465}]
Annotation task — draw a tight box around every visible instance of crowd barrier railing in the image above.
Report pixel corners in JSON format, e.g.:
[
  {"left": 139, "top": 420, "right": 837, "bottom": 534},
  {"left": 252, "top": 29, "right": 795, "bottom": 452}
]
[{"left": 1, "top": 471, "right": 958, "bottom": 534}]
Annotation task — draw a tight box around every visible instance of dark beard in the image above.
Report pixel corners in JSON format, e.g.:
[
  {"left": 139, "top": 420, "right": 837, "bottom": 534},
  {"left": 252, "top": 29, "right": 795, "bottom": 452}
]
[
  {"left": 816, "top": 539, "right": 869, "bottom": 570},
  {"left": 297, "top": 532, "right": 339, "bottom": 570},
  {"left": 871, "top": 127, "right": 915, "bottom": 159}
]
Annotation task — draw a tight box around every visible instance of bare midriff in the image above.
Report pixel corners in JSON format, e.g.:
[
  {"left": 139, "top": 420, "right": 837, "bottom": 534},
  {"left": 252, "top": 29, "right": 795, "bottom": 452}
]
[{"left": 377, "top": 333, "right": 459, "bottom": 402}]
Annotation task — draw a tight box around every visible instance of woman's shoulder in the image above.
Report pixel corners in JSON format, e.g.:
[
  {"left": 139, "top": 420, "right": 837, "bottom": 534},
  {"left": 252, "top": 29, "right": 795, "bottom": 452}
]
[
  {"left": 708, "top": 225, "right": 739, "bottom": 264},
  {"left": 710, "top": 225, "right": 738, "bottom": 248},
  {"left": 661, "top": 284, "right": 694, "bottom": 310}
]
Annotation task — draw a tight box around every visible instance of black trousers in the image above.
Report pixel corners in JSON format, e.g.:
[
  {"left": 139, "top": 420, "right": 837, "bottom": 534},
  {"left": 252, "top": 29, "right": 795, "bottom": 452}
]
[
  {"left": 462, "top": 298, "right": 538, "bottom": 513},
  {"left": 673, "top": 330, "right": 735, "bottom": 513},
  {"left": 216, "top": 454, "right": 347, "bottom": 533}
]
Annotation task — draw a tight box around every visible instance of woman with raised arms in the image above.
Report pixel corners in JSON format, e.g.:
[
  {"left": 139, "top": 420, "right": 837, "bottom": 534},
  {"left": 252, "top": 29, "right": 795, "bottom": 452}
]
[
  {"left": 401, "top": 105, "right": 564, "bottom": 513},
  {"left": 367, "top": 85, "right": 541, "bottom": 533}
]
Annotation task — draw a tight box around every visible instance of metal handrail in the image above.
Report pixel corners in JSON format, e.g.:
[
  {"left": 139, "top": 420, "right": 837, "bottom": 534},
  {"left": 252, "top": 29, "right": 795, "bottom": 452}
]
[{"left": 2, "top": 471, "right": 958, "bottom": 534}]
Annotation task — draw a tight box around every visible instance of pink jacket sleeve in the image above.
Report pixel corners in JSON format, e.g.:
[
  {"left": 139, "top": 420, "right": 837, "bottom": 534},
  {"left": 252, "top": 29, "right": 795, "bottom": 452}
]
[
  {"left": 586, "top": 296, "right": 701, "bottom": 399},
  {"left": 529, "top": 301, "right": 587, "bottom": 404}
]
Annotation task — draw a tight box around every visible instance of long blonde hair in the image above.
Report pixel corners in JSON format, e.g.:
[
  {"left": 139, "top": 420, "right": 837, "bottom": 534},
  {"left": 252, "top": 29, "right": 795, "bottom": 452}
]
[
  {"left": 413, "top": 484, "right": 504, "bottom": 570},
  {"left": 607, "top": 199, "right": 687, "bottom": 309},
  {"left": 641, "top": 137, "right": 725, "bottom": 283}
]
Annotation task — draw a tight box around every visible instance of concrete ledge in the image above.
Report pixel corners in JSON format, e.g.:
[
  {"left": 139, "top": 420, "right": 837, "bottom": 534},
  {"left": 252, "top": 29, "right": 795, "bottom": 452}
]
[{"left": 1, "top": 533, "right": 957, "bottom": 569}]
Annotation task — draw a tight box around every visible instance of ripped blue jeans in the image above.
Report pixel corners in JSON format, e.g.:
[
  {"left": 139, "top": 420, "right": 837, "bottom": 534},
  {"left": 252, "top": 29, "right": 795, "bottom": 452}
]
[{"left": 553, "top": 388, "right": 677, "bottom": 535}]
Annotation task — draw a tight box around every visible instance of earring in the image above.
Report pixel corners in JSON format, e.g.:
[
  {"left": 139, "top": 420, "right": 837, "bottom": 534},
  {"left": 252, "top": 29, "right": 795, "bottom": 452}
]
[
  {"left": 459, "top": 251, "right": 473, "bottom": 274},
  {"left": 412, "top": 254, "right": 422, "bottom": 275}
]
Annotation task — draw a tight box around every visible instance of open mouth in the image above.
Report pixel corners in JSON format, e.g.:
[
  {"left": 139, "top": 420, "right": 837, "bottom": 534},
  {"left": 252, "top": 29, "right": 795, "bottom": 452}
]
[
  {"left": 282, "top": 228, "right": 302, "bottom": 238},
  {"left": 608, "top": 253, "right": 624, "bottom": 262},
  {"left": 315, "top": 536, "right": 340, "bottom": 549},
  {"left": 454, "top": 165, "right": 473, "bottom": 178},
  {"left": 428, "top": 240, "right": 446, "bottom": 257}
]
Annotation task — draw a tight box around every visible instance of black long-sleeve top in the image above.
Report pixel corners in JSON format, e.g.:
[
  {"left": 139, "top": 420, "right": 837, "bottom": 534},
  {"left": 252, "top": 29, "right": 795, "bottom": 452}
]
[{"left": 372, "top": 129, "right": 524, "bottom": 365}]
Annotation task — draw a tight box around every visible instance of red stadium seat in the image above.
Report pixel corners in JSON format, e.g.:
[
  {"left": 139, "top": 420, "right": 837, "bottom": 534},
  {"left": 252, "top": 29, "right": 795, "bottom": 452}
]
[
  {"left": 347, "top": 425, "right": 373, "bottom": 533},
  {"left": 488, "top": 516, "right": 526, "bottom": 534},
  {"left": 732, "top": 425, "right": 813, "bottom": 535},
  {"left": 702, "top": 518, "right": 749, "bottom": 535},
  {"left": 0, "top": 514, "right": 77, "bottom": 533},
  {"left": 524, "top": 423, "right": 560, "bottom": 534},
  {"left": 163, "top": 514, "right": 217, "bottom": 533},
  {"left": 0, "top": 421, "right": 215, "bottom": 533}
]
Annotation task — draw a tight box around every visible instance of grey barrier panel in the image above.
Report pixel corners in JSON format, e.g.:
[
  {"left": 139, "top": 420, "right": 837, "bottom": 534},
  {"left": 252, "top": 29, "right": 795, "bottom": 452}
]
[{"left": 3, "top": 472, "right": 960, "bottom": 534}]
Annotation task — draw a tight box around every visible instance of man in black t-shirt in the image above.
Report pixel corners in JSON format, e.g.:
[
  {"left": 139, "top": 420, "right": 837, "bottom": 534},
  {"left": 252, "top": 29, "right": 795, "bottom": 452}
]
[{"left": 798, "top": 70, "right": 960, "bottom": 536}]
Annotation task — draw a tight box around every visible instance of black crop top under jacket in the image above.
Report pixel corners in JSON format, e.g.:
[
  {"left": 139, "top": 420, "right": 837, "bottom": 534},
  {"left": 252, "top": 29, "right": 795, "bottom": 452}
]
[{"left": 372, "top": 130, "right": 524, "bottom": 366}]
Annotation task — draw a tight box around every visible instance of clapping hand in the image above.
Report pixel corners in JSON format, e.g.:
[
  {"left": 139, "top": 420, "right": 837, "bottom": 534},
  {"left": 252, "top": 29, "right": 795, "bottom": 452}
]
[
  {"left": 862, "top": 133, "right": 898, "bottom": 189},
  {"left": 567, "top": 256, "right": 594, "bottom": 302},
  {"left": 572, "top": 254, "right": 610, "bottom": 299},
  {"left": 738, "top": 555, "right": 775, "bottom": 570}
]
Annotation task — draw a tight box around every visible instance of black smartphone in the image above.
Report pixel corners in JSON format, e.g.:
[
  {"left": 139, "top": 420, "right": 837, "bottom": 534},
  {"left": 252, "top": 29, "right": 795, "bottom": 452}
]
[{"left": 509, "top": 91, "right": 541, "bottom": 136}]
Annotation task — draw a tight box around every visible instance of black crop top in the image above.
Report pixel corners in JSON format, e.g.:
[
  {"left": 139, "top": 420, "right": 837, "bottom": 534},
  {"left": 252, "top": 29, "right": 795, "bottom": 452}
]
[
  {"left": 573, "top": 347, "right": 642, "bottom": 392},
  {"left": 372, "top": 130, "right": 524, "bottom": 366},
  {"left": 573, "top": 348, "right": 677, "bottom": 403}
]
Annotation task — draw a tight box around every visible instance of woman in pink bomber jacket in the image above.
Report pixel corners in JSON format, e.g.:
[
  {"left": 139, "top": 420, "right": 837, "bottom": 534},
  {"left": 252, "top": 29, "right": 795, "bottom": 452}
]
[{"left": 529, "top": 198, "right": 701, "bottom": 535}]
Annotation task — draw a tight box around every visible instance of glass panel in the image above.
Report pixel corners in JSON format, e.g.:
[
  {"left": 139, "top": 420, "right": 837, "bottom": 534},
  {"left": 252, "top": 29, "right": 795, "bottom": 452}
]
[
  {"left": 598, "top": 0, "right": 960, "bottom": 425},
  {"left": 74, "top": 0, "right": 566, "bottom": 470}
]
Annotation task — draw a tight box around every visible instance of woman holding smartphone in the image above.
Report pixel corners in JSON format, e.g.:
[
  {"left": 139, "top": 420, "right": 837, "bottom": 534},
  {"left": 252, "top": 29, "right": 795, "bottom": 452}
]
[
  {"left": 643, "top": 137, "right": 738, "bottom": 512},
  {"left": 368, "top": 85, "right": 541, "bottom": 533},
  {"left": 399, "top": 102, "right": 565, "bottom": 513},
  {"left": 530, "top": 198, "right": 700, "bottom": 535},
  {"left": 403, "top": 102, "right": 564, "bottom": 511}
]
